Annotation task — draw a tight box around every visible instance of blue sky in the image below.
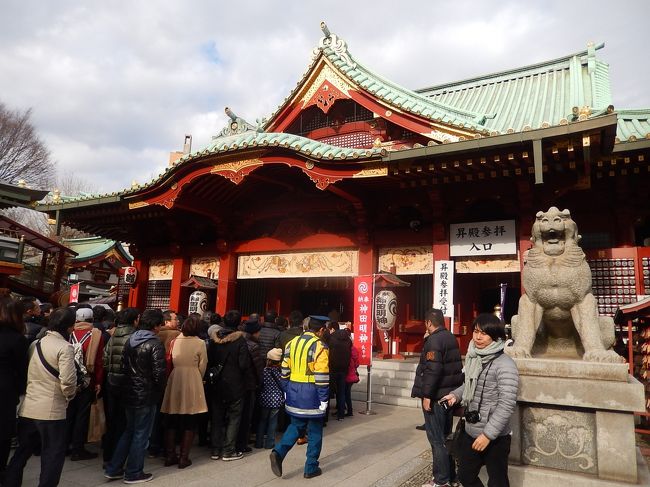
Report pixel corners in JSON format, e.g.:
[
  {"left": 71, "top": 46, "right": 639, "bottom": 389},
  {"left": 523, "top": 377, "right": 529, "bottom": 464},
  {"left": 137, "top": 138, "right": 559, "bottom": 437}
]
[{"left": 1, "top": 0, "right": 648, "bottom": 194}]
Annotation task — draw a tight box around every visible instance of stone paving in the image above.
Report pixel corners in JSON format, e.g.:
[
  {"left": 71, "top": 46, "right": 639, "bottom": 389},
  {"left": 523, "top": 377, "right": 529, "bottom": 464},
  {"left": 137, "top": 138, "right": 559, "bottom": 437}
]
[{"left": 18, "top": 401, "right": 431, "bottom": 487}]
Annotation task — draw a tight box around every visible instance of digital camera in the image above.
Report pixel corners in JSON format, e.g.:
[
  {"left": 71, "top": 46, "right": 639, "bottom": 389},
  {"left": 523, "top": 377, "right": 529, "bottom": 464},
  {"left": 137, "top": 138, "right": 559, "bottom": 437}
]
[
  {"left": 438, "top": 399, "right": 450, "bottom": 411},
  {"left": 464, "top": 409, "right": 481, "bottom": 424}
]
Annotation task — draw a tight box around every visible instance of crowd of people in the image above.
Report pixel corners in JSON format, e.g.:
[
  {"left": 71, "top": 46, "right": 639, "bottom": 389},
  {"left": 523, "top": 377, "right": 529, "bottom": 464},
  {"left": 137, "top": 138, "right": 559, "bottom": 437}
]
[{"left": 0, "top": 296, "right": 361, "bottom": 486}]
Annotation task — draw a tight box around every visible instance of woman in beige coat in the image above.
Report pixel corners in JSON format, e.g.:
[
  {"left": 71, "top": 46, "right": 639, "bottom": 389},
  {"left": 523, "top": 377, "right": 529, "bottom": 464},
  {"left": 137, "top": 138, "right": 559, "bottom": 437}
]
[{"left": 160, "top": 315, "right": 208, "bottom": 469}]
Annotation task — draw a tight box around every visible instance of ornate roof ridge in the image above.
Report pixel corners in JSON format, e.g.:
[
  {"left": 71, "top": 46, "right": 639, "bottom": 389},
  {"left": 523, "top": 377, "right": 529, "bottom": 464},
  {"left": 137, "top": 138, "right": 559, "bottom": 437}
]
[
  {"left": 416, "top": 42, "right": 605, "bottom": 94},
  {"left": 264, "top": 22, "right": 493, "bottom": 133}
]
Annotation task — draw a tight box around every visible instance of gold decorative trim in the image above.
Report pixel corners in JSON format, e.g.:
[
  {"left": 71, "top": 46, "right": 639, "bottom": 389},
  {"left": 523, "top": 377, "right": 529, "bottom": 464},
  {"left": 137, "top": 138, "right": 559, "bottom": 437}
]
[
  {"left": 210, "top": 158, "right": 263, "bottom": 174},
  {"left": 301, "top": 64, "right": 353, "bottom": 106},
  {"left": 353, "top": 164, "right": 388, "bottom": 178},
  {"left": 128, "top": 201, "right": 150, "bottom": 210}
]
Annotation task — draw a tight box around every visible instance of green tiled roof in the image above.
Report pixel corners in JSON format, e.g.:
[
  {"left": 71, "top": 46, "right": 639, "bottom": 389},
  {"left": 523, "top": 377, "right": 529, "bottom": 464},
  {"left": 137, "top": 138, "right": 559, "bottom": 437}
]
[
  {"left": 416, "top": 43, "right": 613, "bottom": 135},
  {"left": 264, "top": 23, "right": 492, "bottom": 135},
  {"left": 182, "top": 130, "right": 386, "bottom": 162},
  {"left": 616, "top": 109, "right": 650, "bottom": 143},
  {"left": 64, "top": 237, "right": 132, "bottom": 263}
]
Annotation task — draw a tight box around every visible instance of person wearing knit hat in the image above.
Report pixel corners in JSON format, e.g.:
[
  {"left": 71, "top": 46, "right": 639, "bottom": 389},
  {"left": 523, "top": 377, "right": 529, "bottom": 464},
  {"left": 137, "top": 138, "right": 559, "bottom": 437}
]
[
  {"left": 267, "top": 348, "right": 282, "bottom": 362},
  {"left": 256, "top": 348, "right": 284, "bottom": 449}
]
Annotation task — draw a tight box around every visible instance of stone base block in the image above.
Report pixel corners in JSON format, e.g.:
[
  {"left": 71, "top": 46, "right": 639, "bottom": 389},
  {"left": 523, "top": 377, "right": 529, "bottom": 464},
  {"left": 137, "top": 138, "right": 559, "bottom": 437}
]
[
  {"left": 513, "top": 357, "right": 629, "bottom": 382},
  {"left": 501, "top": 449, "right": 650, "bottom": 487}
]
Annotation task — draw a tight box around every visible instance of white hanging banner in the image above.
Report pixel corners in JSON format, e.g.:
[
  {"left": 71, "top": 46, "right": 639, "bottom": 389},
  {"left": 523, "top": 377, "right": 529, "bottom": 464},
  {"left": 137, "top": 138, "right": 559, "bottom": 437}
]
[
  {"left": 450, "top": 219, "right": 516, "bottom": 257},
  {"left": 433, "top": 260, "right": 455, "bottom": 333}
]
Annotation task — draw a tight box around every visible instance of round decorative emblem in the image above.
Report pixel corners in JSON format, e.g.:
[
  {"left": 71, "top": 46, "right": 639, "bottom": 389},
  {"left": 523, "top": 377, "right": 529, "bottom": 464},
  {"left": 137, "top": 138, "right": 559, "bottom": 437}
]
[
  {"left": 357, "top": 281, "right": 369, "bottom": 294},
  {"left": 305, "top": 161, "right": 315, "bottom": 170}
]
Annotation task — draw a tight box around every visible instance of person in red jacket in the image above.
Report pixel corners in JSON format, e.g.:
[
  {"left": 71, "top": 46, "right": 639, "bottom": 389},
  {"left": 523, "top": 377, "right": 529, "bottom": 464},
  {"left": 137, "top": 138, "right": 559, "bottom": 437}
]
[{"left": 66, "top": 307, "right": 104, "bottom": 460}]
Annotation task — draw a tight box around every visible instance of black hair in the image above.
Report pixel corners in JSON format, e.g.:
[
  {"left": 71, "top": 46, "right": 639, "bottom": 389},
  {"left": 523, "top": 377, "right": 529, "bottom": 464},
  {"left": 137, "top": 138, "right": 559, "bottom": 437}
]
[
  {"left": 93, "top": 305, "right": 107, "bottom": 322},
  {"left": 425, "top": 308, "right": 445, "bottom": 328},
  {"left": 203, "top": 311, "right": 222, "bottom": 325},
  {"left": 264, "top": 309, "right": 278, "bottom": 324},
  {"left": 163, "top": 309, "right": 177, "bottom": 322},
  {"left": 275, "top": 315, "right": 287, "bottom": 330},
  {"left": 288, "top": 310, "right": 303, "bottom": 328},
  {"left": 48, "top": 307, "right": 76, "bottom": 336},
  {"left": 472, "top": 313, "right": 506, "bottom": 341},
  {"left": 19, "top": 296, "right": 38, "bottom": 314},
  {"left": 139, "top": 309, "right": 164, "bottom": 330},
  {"left": 223, "top": 309, "right": 242, "bottom": 329},
  {"left": 121, "top": 307, "right": 139, "bottom": 325}
]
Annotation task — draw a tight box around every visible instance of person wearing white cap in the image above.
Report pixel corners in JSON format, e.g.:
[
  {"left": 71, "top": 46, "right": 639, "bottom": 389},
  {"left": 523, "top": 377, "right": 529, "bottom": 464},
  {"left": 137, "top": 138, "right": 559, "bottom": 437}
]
[{"left": 65, "top": 306, "right": 104, "bottom": 461}]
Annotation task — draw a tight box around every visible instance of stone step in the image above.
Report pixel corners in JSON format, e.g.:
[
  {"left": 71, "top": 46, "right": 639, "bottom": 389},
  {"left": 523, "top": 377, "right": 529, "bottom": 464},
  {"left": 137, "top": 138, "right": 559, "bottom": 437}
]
[
  {"left": 363, "top": 369, "right": 417, "bottom": 381},
  {"left": 357, "top": 376, "right": 413, "bottom": 389},
  {"left": 366, "top": 359, "right": 419, "bottom": 371},
  {"left": 356, "top": 382, "right": 414, "bottom": 398}
]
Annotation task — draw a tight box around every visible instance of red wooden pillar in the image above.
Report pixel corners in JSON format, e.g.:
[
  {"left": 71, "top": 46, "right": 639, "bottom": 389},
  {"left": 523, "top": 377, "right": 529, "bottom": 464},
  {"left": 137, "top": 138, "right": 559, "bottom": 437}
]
[
  {"left": 169, "top": 256, "right": 190, "bottom": 313},
  {"left": 129, "top": 257, "right": 150, "bottom": 309},
  {"left": 358, "top": 244, "right": 375, "bottom": 276},
  {"left": 216, "top": 252, "right": 237, "bottom": 315}
]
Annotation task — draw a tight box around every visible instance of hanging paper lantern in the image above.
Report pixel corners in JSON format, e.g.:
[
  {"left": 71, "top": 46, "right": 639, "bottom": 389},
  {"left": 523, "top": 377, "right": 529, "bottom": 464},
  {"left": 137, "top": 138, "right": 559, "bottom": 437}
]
[
  {"left": 188, "top": 291, "right": 208, "bottom": 318},
  {"left": 374, "top": 289, "right": 397, "bottom": 331}
]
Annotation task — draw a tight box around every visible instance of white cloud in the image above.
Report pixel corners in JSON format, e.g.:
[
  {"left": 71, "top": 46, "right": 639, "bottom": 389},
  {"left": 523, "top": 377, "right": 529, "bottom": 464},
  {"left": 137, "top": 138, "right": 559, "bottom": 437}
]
[{"left": 1, "top": 0, "right": 648, "bottom": 193}]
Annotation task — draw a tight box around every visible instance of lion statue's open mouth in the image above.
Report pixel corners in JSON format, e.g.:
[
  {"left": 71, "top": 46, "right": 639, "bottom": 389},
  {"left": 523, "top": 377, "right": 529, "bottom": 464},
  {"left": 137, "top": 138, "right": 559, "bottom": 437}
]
[{"left": 507, "top": 207, "right": 624, "bottom": 363}]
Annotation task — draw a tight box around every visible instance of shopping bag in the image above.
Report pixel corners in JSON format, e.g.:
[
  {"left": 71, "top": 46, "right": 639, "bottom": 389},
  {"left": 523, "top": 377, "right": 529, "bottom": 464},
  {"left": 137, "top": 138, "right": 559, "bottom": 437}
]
[{"left": 87, "top": 398, "right": 106, "bottom": 443}]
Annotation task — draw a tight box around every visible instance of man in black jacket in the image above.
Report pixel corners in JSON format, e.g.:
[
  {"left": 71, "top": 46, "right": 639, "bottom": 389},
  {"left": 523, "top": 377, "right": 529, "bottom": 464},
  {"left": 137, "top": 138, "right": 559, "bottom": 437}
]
[
  {"left": 104, "top": 309, "right": 166, "bottom": 484},
  {"left": 258, "top": 310, "right": 280, "bottom": 360},
  {"left": 411, "top": 308, "right": 463, "bottom": 487},
  {"left": 207, "top": 310, "right": 251, "bottom": 462}
]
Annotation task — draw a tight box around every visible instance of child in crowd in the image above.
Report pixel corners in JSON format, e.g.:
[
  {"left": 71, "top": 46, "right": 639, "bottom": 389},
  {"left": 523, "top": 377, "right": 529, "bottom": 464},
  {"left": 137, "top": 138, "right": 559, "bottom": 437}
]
[{"left": 255, "top": 348, "right": 284, "bottom": 449}]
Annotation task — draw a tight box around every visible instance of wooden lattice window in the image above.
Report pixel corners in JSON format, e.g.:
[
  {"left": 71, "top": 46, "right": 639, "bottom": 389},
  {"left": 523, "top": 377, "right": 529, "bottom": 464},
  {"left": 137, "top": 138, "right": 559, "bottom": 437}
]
[
  {"left": 319, "top": 132, "right": 374, "bottom": 148},
  {"left": 145, "top": 280, "right": 172, "bottom": 310}
]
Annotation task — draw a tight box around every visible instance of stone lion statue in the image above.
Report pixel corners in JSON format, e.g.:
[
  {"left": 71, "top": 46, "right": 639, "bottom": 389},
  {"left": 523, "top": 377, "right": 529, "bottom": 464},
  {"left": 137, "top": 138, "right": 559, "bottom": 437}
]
[{"left": 507, "top": 207, "right": 624, "bottom": 363}]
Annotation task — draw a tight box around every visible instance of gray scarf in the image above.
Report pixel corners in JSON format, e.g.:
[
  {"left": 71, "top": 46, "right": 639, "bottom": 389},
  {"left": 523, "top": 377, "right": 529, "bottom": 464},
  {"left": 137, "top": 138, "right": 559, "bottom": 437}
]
[{"left": 461, "top": 339, "right": 505, "bottom": 407}]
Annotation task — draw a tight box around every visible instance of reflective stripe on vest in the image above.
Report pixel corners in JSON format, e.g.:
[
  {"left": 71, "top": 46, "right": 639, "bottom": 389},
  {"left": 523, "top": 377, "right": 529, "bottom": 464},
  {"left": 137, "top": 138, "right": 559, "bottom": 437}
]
[{"left": 288, "top": 335, "right": 320, "bottom": 383}]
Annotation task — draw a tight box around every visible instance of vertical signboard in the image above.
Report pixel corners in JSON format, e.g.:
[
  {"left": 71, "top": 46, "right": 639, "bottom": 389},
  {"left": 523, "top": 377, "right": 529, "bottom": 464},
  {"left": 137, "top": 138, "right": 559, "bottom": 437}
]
[
  {"left": 353, "top": 276, "right": 373, "bottom": 366},
  {"left": 433, "top": 261, "right": 455, "bottom": 332},
  {"left": 69, "top": 283, "right": 80, "bottom": 304}
]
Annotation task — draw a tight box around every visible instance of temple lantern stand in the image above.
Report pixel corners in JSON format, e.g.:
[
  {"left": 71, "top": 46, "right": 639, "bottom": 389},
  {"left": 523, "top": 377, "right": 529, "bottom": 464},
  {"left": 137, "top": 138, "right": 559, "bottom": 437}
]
[{"left": 373, "top": 271, "right": 410, "bottom": 361}]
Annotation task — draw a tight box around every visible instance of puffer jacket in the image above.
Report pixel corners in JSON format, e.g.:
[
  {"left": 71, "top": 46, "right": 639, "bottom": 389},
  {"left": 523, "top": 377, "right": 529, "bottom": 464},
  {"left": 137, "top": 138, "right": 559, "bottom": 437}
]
[
  {"left": 243, "top": 333, "right": 264, "bottom": 391},
  {"left": 122, "top": 331, "right": 166, "bottom": 408},
  {"left": 207, "top": 328, "right": 250, "bottom": 402},
  {"left": 411, "top": 327, "right": 463, "bottom": 401},
  {"left": 103, "top": 324, "right": 136, "bottom": 389},
  {"left": 258, "top": 322, "right": 281, "bottom": 359},
  {"left": 450, "top": 352, "right": 519, "bottom": 440},
  {"left": 281, "top": 332, "right": 329, "bottom": 419}
]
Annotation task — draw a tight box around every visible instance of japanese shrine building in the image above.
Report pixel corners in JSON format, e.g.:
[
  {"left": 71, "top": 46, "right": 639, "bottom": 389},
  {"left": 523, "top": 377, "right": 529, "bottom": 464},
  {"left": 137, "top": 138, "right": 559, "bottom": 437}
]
[{"left": 40, "top": 24, "right": 650, "bottom": 353}]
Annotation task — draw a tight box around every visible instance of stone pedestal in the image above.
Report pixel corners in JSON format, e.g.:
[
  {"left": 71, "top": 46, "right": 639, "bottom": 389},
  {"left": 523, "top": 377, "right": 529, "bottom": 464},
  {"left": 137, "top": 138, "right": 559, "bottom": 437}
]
[{"left": 510, "top": 358, "right": 646, "bottom": 484}]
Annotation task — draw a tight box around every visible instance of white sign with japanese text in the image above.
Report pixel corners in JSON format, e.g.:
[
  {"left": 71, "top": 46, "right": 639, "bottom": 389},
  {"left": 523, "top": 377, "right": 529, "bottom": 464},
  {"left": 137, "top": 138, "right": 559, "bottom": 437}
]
[
  {"left": 433, "top": 260, "right": 455, "bottom": 333},
  {"left": 450, "top": 220, "right": 516, "bottom": 257}
]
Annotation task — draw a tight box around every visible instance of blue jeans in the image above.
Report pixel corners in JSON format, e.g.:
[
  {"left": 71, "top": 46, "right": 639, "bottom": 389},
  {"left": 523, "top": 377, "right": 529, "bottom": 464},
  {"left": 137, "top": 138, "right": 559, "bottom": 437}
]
[
  {"left": 255, "top": 407, "right": 280, "bottom": 449},
  {"left": 106, "top": 405, "right": 157, "bottom": 480},
  {"left": 424, "top": 402, "right": 456, "bottom": 484},
  {"left": 274, "top": 415, "right": 323, "bottom": 475}
]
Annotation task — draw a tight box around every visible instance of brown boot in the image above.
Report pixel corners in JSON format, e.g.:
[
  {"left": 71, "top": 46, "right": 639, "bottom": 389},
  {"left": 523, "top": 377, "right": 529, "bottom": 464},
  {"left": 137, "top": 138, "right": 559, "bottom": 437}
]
[
  {"left": 163, "top": 429, "right": 178, "bottom": 467},
  {"left": 178, "top": 430, "right": 195, "bottom": 469}
]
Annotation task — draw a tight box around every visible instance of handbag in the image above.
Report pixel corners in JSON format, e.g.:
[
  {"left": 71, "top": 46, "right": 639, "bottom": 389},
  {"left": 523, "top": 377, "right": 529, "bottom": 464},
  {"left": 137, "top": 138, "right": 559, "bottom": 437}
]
[
  {"left": 207, "top": 349, "right": 230, "bottom": 387},
  {"left": 87, "top": 397, "right": 106, "bottom": 443},
  {"left": 446, "top": 417, "right": 465, "bottom": 458}
]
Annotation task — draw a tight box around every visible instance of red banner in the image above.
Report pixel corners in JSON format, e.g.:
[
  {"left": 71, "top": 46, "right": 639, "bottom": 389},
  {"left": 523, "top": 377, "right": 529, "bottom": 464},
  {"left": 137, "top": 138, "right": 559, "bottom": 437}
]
[
  {"left": 69, "top": 283, "right": 80, "bottom": 303},
  {"left": 353, "top": 276, "right": 373, "bottom": 366}
]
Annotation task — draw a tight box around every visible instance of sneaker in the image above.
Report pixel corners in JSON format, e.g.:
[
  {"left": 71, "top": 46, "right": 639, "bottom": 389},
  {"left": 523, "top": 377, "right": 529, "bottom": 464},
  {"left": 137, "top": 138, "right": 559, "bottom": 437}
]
[
  {"left": 123, "top": 472, "right": 153, "bottom": 484},
  {"left": 304, "top": 467, "right": 322, "bottom": 479},
  {"left": 422, "top": 482, "right": 451, "bottom": 487},
  {"left": 210, "top": 450, "right": 221, "bottom": 460},
  {"left": 240, "top": 446, "right": 253, "bottom": 453},
  {"left": 269, "top": 450, "right": 283, "bottom": 477},
  {"left": 297, "top": 436, "right": 308, "bottom": 445},
  {"left": 104, "top": 471, "right": 124, "bottom": 480},
  {"left": 415, "top": 424, "right": 426, "bottom": 431},
  {"left": 450, "top": 482, "right": 461, "bottom": 487},
  {"left": 222, "top": 452, "right": 243, "bottom": 461}
]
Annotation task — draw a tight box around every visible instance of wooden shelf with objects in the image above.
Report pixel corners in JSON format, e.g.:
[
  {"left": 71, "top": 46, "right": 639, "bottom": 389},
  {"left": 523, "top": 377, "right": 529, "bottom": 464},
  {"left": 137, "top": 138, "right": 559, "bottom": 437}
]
[{"left": 612, "top": 246, "right": 650, "bottom": 434}]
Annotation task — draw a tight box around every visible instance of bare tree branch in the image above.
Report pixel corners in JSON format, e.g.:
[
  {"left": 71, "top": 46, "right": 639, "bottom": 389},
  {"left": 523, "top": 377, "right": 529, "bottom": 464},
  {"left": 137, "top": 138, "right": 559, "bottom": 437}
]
[{"left": 0, "top": 101, "right": 56, "bottom": 188}]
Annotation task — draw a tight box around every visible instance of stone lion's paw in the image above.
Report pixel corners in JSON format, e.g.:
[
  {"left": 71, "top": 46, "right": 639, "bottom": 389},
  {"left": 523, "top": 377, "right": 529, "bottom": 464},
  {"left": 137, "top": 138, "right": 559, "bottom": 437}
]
[
  {"left": 582, "top": 350, "right": 626, "bottom": 363},
  {"left": 505, "top": 346, "right": 531, "bottom": 358}
]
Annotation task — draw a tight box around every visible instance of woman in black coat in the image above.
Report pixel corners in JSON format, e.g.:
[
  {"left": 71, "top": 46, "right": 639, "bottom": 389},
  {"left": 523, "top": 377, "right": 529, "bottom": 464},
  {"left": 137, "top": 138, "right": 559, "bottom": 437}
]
[{"left": 0, "top": 298, "right": 29, "bottom": 480}]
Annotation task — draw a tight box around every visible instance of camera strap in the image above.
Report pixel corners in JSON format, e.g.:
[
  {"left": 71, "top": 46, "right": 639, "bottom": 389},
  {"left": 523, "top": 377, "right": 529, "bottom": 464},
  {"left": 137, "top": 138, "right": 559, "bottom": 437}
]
[{"left": 475, "top": 354, "right": 499, "bottom": 413}]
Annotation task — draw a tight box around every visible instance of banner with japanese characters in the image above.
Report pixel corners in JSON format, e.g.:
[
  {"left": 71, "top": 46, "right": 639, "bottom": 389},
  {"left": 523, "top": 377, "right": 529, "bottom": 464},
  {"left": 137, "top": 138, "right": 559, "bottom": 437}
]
[
  {"left": 353, "top": 276, "right": 373, "bottom": 366},
  {"left": 433, "top": 261, "right": 455, "bottom": 333},
  {"left": 449, "top": 219, "right": 516, "bottom": 257}
]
